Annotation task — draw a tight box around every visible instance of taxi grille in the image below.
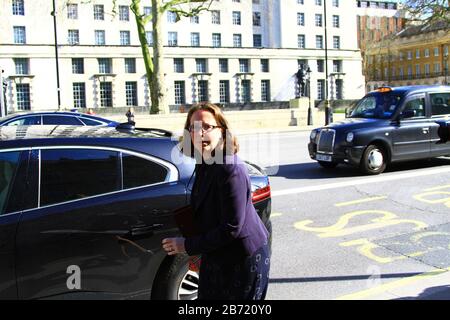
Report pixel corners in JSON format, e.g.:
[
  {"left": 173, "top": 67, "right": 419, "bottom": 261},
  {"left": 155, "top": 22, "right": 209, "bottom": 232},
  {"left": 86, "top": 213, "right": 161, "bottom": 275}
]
[{"left": 317, "top": 129, "right": 335, "bottom": 154}]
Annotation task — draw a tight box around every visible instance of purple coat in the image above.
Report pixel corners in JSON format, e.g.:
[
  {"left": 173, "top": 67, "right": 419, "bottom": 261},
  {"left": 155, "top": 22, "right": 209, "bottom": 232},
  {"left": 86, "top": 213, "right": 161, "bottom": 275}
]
[{"left": 184, "top": 155, "right": 269, "bottom": 260}]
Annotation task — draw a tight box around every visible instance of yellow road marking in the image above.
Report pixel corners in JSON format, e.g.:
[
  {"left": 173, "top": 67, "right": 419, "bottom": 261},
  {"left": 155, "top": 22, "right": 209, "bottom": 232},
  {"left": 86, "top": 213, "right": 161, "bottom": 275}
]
[
  {"left": 271, "top": 212, "right": 283, "bottom": 218},
  {"left": 424, "top": 184, "right": 450, "bottom": 191},
  {"left": 335, "top": 196, "right": 387, "bottom": 207},
  {"left": 336, "top": 267, "right": 450, "bottom": 300}
]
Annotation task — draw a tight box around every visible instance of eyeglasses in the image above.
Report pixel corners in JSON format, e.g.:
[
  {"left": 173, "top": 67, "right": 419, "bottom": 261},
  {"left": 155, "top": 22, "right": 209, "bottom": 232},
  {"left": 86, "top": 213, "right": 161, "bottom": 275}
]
[{"left": 188, "top": 123, "right": 221, "bottom": 133}]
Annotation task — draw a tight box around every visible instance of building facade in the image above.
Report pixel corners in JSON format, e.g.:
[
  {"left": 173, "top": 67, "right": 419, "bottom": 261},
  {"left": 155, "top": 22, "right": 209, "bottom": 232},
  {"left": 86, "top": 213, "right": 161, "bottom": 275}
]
[
  {"left": 0, "top": 0, "right": 365, "bottom": 113},
  {"left": 365, "top": 21, "right": 450, "bottom": 91}
]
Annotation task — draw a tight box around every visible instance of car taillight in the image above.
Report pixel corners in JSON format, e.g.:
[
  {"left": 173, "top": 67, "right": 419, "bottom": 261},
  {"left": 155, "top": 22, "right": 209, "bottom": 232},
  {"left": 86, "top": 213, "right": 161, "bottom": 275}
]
[{"left": 252, "top": 185, "right": 271, "bottom": 204}]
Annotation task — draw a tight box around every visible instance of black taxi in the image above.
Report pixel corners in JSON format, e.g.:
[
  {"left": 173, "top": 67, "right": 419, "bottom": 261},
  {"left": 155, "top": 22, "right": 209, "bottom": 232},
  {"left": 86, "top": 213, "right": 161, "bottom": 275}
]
[{"left": 308, "top": 85, "right": 450, "bottom": 175}]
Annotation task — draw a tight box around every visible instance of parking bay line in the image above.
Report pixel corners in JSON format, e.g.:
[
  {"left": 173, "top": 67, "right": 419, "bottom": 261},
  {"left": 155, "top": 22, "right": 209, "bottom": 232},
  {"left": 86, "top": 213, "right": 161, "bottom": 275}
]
[
  {"left": 271, "top": 167, "right": 450, "bottom": 198},
  {"left": 336, "top": 267, "right": 450, "bottom": 300}
]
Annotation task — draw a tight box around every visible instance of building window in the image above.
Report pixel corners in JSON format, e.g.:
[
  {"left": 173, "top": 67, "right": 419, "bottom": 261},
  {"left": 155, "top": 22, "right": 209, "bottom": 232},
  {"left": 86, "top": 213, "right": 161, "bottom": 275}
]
[
  {"left": 219, "top": 59, "right": 228, "bottom": 73},
  {"left": 261, "top": 80, "right": 270, "bottom": 102},
  {"left": 100, "top": 82, "right": 113, "bottom": 107},
  {"left": 416, "top": 49, "right": 420, "bottom": 59},
  {"left": 196, "top": 58, "right": 207, "bottom": 73},
  {"left": 12, "top": 0, "right": 24, "bottom": 15},
  {"left": 315, "top": 0, "right": 322, "bottom": 6},
  {"left": 144, "top": 6, "right": 152, "bottom": 17},
  {"left": 241, "top": 80, "right": 251, "bottom": 102},
  {"left": 124, "top": 58, "right": 136, "bottom": 73},
  {"left": 424, "top": 48, "right": 430, "bottom": 58},
  {"left": 407, "top": 51, "right": 412, "bottom": 60},
  {"left": 332, "top": 0, "right": 339, "bottom": 7},
  {"left": 424, "top": 64, "right": 430, "bottom": 76},
  {"left": 297, "top": 13, "right": 305, "bottom": 26},
  {"left": 333, "top": 15, "right": 340, "bottom": 28},
  {"left": 253, "top": 34, "right": 262, "bottom": 47},
  {"left": 239, "top": 59, "right": 250, "bottom": 73},
  {"left": 434, "top": 62, "right": 441, "bottom": 74},
  {"left": 211, "top": 10, "right": 221, "bottom": 24},
  {"left": 95, "top": 30, "right": 106, "bottom": 45},
  {"left": 119, "top": 5, "right": 129, "bottom": 21},
  {"left": 253, "top": 12, "right": 261, "bottom": 26},
  {"left": 198, "top": 80, "right": 209, "bottom": 102},
  {"left": 233, "top": 34, "right": 242, "bottom": 47},
  {"left": 317, "top": 80, "right": 325, "bottom": 100},
  {"left": 167, "top": 11, "right": 177, "bottom": 23},
  {"left": 261, "top": 59, "right": 269, "bottom": 72},
  {"left": 73, "top": 83, "right": 86, "bottom": 108},
  {"left": 14, "top": 58, "right": 29, "bottom": 75},
  {"left": 120, "top": 31, "right": 131, "bottom": 45},
  {"left": 168, "top": 32, "right": 178, "bottom": 46},
  {"left": 317, "top": 59, "right": 324, "bottom": 73},
  {"left": 434, "top": 47, "right": 440, "bottom": 57},
  {"left": 333, "top": 36, "right": 340, "bottom": 49},
  {"left": 72, "top": 58, "right": 84, "bottom": 74},
  {"left": 191, "top": 32, "right": 200, "bottom": 47},
  {"left": 297, "top": 0, "right": 304, "bottom": 4},
  {"left": 298, "top": 34, "right": 305, "bottom": 48},
  {"left": 125, "top": 82, "right": 138, "bottom": 106},
  {"left": 98, "top": 58, "right": 112, "bottom": 74},
  {"left": 174, "top": 81, "right": 185, "bottom": 105},
  {"left": 94, "top": 5, "right": 104, "bottom": 20},
  {"left": 333, "top": 60, "right": 342, "bottom": 73},
  {"left": 316, "top": 35, "right": 323, "bottom": 49},
  {"left": 67, "top": 3, "right": 78, "bottom": 19},
  {"left": 315, "top": 14, "right": 322, "bottom": 27},
  {"left": 174, "top": 58, "right": 184, "bottom": 73},
  {"left": 191, "top": 16, "right": 199, "bottom": 24},
  {"left": 13, "top": 26, "right": 26, "bottom": 44},
  {"left": 220, "top": 80, "right": 230, "bottom": 103},
  {"left": 415, "top": 64, "right": 420, "bottom": 76},
  {"left": 68, "top": 29, "right": 80, "bottom": 45},
  {"left": 16, "top": 84, "right": 31, "bottom": 110},
  {"left": 232, "top": 11, "right": 241, "bottom": 25},
  {"left": 336, "top": 79, "right": 343, "bottom": 99},
  {"left": 212, "top": 33, "right": 222, "bottom": 47},
  {"left": 146, "top": 31, "right": 153, "bottom": 45}
]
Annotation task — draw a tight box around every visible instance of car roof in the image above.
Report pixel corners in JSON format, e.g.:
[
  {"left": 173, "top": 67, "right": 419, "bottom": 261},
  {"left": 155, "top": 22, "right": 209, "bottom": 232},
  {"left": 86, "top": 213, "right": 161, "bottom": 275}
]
[
  {"left": 369, "top": 85, "right": 450, "bottom": 96},
  {"left": 0, "top": 111, "right": 116, "bottom": 124},
  {"left": 0, "top": 125, "right": 173, "bottom": 142}
]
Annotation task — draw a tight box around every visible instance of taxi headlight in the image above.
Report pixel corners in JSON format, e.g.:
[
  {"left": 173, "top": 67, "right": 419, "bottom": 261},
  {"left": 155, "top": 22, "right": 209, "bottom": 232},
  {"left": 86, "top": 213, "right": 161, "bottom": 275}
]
[
  {"left": 310, "top": 130, "right": 318, "bottom": 140},
  {"left": 346, "top": 132, "right": 354, "bottom": 143}
]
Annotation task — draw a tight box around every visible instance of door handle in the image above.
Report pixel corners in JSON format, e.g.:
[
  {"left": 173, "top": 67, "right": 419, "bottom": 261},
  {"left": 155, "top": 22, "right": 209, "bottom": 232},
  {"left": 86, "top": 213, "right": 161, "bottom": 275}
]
[
  {"left": 422, "top": 127, "right": 430, "bottom": 133},
  {"left": 129, "top": 224, "right": 163, "bottom": 237}
]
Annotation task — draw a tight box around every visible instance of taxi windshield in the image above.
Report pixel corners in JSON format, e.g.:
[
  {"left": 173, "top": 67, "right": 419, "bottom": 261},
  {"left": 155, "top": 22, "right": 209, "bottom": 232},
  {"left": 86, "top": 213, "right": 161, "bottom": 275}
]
[{"left": 349, "top": 92, "right": 404, "bottom": 119}]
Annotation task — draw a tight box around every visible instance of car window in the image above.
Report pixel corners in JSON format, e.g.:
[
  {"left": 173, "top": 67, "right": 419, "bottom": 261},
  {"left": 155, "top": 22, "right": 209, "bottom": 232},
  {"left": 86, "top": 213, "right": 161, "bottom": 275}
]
[
  {"left": 122, "top": 153, "right": 168, "bottom": 189},
  {"left": 6, "top": 116, "right": 41, "bottom": 126},
  {"left": 43, "top": 115, "right": 83, "bottom": 125},
  {"left": 0, "top": 151, "right": 21, "bottom": 215},
  {"left": 403, "top": 97, "right": 426, "bottom": 118},
  {"left": 79, "top": 117, "right": 103, "bottom": 126},
  {"left": 430, "top": 93, "right": 450, "bottom": 116},
  {"left": 349, "top": 92, "right": 403, "bottom": 119},
  {"left": 40, "top": 149, "right": 121, "bottom": 206}
]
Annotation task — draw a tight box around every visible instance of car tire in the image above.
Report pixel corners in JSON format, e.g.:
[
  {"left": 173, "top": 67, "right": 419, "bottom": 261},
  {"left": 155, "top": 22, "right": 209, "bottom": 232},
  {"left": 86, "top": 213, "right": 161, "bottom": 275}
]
[
  {"left": 151, "top": 254, "right": 199, "bottom": 300},
  {"left": 318, "top": 161, "right": 338, "bottom": 169},
  {"left": 360, "top": 144, "right": 387, "bottom": 175}
]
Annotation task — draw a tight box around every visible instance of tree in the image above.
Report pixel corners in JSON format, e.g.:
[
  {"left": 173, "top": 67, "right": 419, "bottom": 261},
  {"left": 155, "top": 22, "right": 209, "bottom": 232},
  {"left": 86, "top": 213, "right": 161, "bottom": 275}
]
[{"left": 403, "top": 0, "right": 450, "bottom": 27}]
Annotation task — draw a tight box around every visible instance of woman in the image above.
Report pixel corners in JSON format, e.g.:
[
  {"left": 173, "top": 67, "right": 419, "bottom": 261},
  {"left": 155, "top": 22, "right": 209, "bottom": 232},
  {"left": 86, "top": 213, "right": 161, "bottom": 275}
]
[{"left": 162, "top": 103, "right": 270, "bottom": 300}]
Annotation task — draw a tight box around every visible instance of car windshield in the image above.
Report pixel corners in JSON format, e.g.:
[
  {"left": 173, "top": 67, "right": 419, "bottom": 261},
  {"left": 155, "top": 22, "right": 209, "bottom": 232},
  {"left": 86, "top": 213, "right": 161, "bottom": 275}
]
[{"left": 349, "top": 92, "right": 404, "bottom": 119}]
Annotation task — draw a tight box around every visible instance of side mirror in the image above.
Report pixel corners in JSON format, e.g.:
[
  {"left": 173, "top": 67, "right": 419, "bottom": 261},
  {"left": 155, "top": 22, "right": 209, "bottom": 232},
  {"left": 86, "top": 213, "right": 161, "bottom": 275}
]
[{"left": 399, "top": 110, "right": 416, "bottom": 119}]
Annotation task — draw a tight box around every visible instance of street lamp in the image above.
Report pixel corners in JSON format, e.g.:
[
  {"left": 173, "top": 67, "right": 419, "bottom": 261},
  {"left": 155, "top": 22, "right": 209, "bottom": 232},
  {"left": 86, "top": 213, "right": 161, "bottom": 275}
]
[
  {"left": 323, "top": 0, "right": 331, "bottom": 125},
  {"left": 444, "top": 51, "right": 449, "bottom": 85},
  {"left": 51, "top": 0, "right": 61, "bottom": 110},
  {"left": 306, "top": 65, "right": 313, "bottom": 125}
]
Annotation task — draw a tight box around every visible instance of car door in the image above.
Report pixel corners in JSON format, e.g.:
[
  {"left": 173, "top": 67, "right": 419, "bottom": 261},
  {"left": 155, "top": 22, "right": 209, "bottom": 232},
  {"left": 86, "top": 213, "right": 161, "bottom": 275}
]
[
  {"left": 0, "top": 149, "right": 30, "bottom": 299},
  {"left": 429, "top": 92, "right": 450, "bottom": 157},
  {"left": 392, "top": 94, "right": 431, "bottom": 161},
  {"left": 15, "top": 147, "right": 186, "bottom": 299}
]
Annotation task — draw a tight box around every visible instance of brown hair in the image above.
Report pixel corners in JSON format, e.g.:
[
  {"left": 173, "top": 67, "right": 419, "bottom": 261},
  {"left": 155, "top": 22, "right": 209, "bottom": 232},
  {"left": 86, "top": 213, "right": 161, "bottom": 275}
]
[{"left": 180, "top": 103, "right": 239, "bottom": 158}]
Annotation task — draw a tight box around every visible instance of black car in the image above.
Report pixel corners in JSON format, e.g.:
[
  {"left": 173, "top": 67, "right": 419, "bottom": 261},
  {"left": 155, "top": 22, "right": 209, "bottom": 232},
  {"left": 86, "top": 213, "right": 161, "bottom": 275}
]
[
  {"left": 0, "top": 125, "right": 271, "bottom": 300},
  {"left": 0, "top": 111, "right": 119, "bottom": 127},
  {"left": 308, "top": 85, "right": 450, "bottom": 174}
]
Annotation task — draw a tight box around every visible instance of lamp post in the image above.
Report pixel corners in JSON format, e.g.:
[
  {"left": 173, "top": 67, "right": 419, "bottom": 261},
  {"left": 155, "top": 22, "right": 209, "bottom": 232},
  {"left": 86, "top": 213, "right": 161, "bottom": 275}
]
[
  {"left": 445, "top": 51, "right": 449, "bottom": 85},
  {"left": 0, "top": 69, "right": 6, "bottom": 117},
  {"left": 306, "top": 65, "right": 313, "bottom": 125},
  {"left": 51, "top": 0, "right": 61, "bottom": 110},
  {"left": 323, "top": 0, "right": 331, "bottom": 125}
]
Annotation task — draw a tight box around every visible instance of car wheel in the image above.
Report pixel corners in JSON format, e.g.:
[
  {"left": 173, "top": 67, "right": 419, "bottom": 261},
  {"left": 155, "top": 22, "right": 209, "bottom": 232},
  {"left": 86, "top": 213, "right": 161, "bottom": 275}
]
[
  {"left": 151, "top": 254, "right": 199, "bottom": 300},
  {"left": 318, "top": 161, "right": 338, "bottom": 169},
  {"left": 360, "top": 144, "right": 386, "bottom": 175}
]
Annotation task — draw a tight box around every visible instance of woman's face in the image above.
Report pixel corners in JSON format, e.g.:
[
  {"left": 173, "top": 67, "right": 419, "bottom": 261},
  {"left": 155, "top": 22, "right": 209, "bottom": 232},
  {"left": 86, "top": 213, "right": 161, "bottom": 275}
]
[{"left": 189, "top": 110, "right": 223, "bottom": 159}]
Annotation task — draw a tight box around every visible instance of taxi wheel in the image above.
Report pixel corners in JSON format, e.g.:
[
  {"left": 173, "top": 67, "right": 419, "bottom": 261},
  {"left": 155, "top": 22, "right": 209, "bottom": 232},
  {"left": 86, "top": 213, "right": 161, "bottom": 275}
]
[
  {"left": 360, "top": 144, "right": 386, "bottom": 175},
  {"left": 318, "top": 161, "right": 338, "bottom": 169}
]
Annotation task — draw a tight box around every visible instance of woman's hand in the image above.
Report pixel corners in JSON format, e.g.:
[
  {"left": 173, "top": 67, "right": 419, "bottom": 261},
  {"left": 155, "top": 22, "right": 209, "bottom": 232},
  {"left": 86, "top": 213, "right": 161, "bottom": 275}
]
[{"left": 162, "top": 237, "right": 186, "bottom": 255}]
